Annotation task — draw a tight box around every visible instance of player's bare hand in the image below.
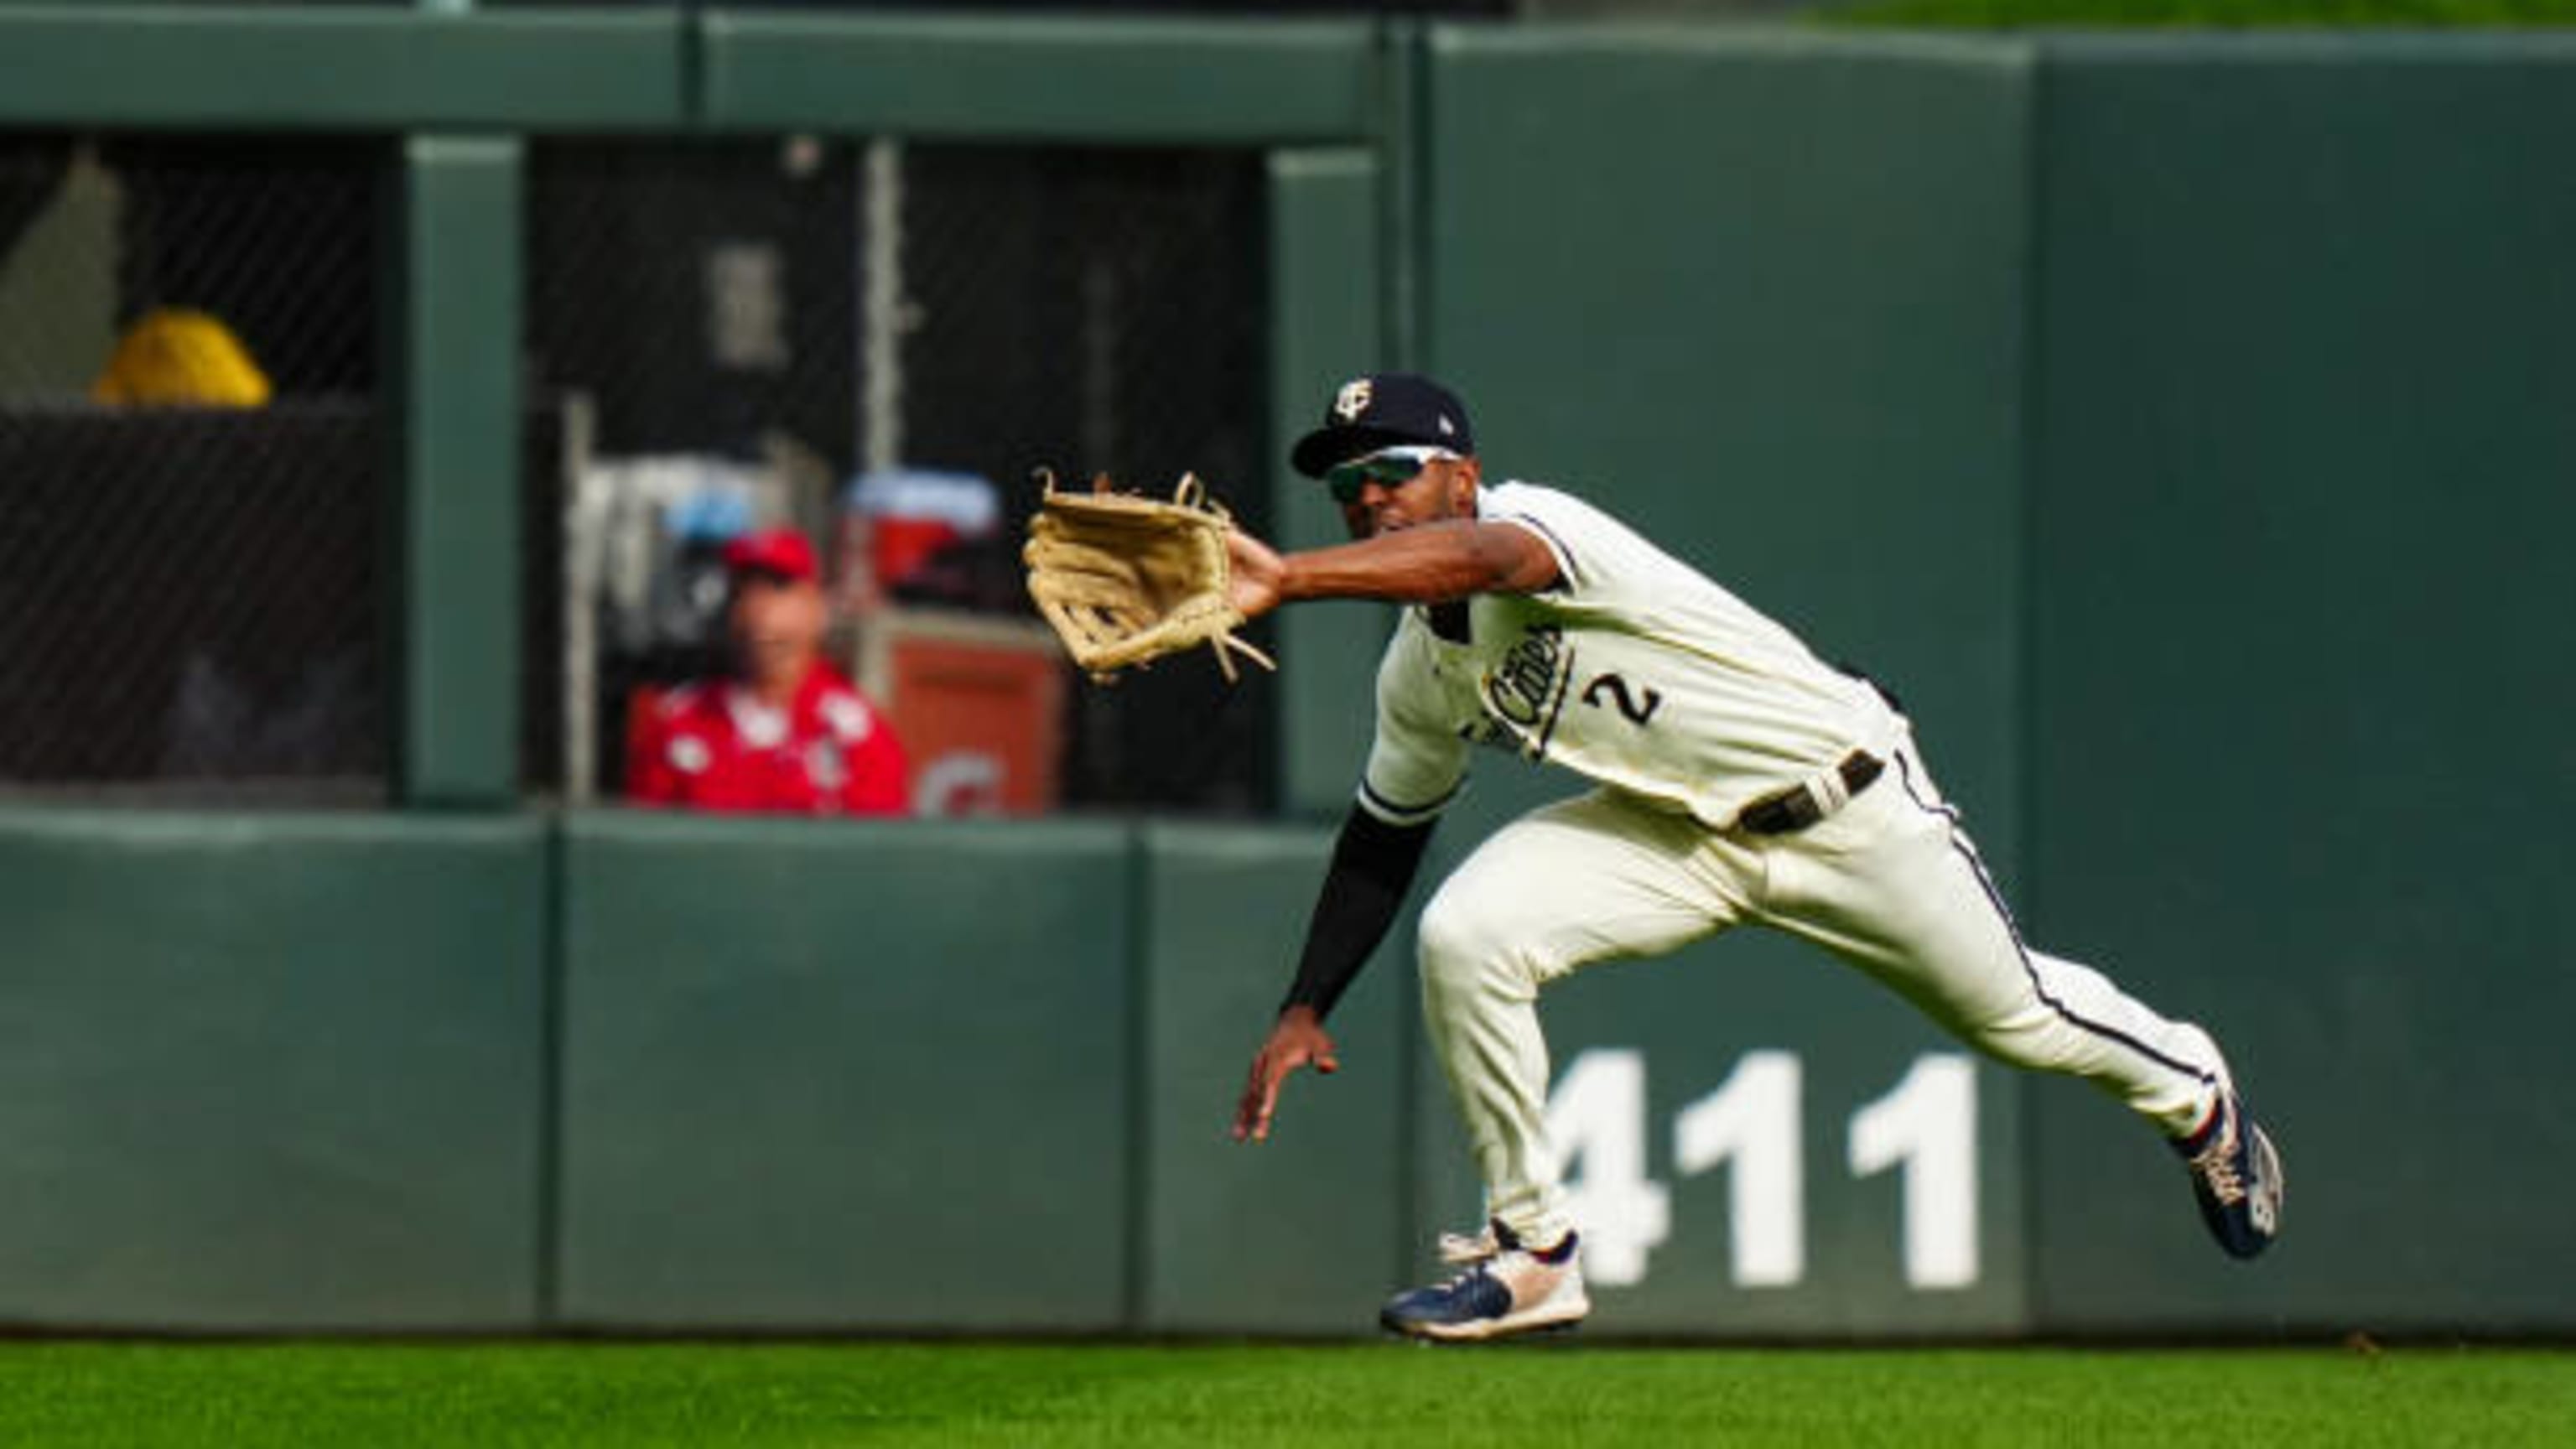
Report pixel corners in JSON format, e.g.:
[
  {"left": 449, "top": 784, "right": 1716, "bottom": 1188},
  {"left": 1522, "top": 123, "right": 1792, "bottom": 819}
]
[
  {"left": 1228, "top": 527, "right": 1287, "bottom": 621},
  {"left": 1232, "top": 1006, "right": 1338, "bottom": 1143}
]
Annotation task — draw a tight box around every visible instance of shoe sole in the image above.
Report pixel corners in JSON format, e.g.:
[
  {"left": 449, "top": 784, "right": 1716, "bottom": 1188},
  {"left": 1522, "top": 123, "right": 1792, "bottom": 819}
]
[
  {"left": 2204, "top": 1118, "right": 2284, "bottom": 1259},
  {"left": 2247, "top": 1124, "right": 2284, "bottom": 1242},
  {"left": 1381, "top": 1294, "right": 1592, "bottom": 1343}
]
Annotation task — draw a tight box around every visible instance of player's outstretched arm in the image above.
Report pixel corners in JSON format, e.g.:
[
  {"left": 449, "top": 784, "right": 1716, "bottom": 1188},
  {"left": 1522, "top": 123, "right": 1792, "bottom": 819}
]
[
  {"left": 1227, "top": 521, "right": 1557, "bottom": 620},
  {"left": 1231, "top": 805, "right": 1436, "bottom": 1144}
]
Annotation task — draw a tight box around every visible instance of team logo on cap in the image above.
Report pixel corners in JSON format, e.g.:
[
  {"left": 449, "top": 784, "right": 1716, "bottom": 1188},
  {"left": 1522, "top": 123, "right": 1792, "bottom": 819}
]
[{"left": 1333, "top": 378, "right": 1374, "bottom": 423}]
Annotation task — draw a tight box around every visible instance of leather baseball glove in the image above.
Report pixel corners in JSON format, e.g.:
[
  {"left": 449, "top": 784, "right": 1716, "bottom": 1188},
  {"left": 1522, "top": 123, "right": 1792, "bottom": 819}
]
[{"left": 1022, "top": 470, "right": 1277, "bottom": 683}]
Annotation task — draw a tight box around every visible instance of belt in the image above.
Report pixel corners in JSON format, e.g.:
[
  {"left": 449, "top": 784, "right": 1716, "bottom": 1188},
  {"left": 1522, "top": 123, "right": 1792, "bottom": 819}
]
[{"left": 1735, "top": 750, "right": 1885, "bottom": 835}]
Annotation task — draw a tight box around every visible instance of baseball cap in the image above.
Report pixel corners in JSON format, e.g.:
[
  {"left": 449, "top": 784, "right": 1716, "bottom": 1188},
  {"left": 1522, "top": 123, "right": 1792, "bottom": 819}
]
[
  {"left": 1290, "top": 372, "right": 1476, "bottom": 478},
  {"left": 721, "top": 527, "right": 819, "bottom": 584}
]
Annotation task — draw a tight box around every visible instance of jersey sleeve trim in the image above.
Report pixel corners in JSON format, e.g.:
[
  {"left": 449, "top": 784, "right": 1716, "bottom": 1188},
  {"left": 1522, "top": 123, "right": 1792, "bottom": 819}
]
[
  {"left": 1356, "top": 776, "right": 1461, "bottom": 828},
  {"left": 1487, "top": 510, "right": 1581, "bottom": 592}
]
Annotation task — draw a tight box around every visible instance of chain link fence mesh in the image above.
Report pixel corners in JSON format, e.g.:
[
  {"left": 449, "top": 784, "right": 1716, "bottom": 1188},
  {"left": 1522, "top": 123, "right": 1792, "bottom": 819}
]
[
  {"left": 903, "top": 143, "right": 1275, "bottom": 815},
  {"left": 527, "top": 137, "right": 1276, "bottom": 814},
  {"left": 0, "top": 133, "right": 388, "bottom": 804}
]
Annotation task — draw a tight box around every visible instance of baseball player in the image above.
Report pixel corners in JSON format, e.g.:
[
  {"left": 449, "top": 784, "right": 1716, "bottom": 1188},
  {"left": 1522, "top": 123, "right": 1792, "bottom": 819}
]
[{"left": 1227, "top": 373, "right": 2282, "bottom": 1342}]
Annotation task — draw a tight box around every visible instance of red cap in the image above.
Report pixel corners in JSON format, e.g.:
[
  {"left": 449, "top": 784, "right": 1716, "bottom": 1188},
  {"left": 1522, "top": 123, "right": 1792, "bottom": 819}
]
[{"left": 722, "top": 527, "right": 818, "bottom": 584}]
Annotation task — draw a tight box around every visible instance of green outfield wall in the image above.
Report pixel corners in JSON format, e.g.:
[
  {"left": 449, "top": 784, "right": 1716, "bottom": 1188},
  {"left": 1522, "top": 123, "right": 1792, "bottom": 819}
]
[
  {"left": 554, "top": 813, "right": 1140, "bottom": 1331},
  {"left": 2014, "top": 37, "right": 2576, "bottom": 1335},
  {"left": 0, "top": 10, "right": 2570, "bottom": 1338},
  {"left": 1406, "top": 24, "right": 2576, "bottom": 1338},
  {"left": 1135, "top": 823, "right": 1413, "bottom": 1334},
  {"left": 0, "top": 813, "right": 547, "bottom": 1331}
]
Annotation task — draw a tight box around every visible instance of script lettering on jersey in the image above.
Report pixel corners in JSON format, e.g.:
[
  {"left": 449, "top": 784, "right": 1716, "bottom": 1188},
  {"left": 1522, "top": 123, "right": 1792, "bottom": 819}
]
[{"left": 1478, "top": 622, "right": 1575, "bottom": 756}]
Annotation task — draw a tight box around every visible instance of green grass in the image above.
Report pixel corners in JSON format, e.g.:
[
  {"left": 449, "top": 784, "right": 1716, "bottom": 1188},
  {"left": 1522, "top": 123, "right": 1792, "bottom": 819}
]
[{"left": 0, "top": 1343, "right": 2569, "bottom": 1447}]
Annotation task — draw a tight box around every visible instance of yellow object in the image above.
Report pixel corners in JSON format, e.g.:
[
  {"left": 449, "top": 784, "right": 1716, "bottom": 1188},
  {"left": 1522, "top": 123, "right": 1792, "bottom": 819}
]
[{"left": 91, "top": 307, "right": 272, "bottom": 408}]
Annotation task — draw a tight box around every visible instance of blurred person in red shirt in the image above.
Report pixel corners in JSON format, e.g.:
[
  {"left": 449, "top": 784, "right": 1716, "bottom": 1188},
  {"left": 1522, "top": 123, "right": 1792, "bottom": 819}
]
[{"left": 626, "top": 527, "right": 910, "bottom": 815}]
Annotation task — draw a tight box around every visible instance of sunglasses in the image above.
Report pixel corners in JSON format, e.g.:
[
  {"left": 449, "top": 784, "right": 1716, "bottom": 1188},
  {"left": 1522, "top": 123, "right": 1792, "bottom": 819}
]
[{"left": 1324, "top": 452, "right": 1438, "bottom": 505}]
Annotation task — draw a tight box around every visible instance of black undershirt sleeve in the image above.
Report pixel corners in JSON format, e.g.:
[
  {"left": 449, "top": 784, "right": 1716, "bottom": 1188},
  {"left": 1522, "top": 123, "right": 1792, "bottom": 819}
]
[{"left": 1279, "top": 804, "right": 1437, "bottom": 1021}]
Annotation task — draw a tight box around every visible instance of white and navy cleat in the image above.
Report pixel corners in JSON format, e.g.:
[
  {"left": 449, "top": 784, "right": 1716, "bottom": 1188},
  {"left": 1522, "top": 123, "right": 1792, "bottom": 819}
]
[
  {"left": 2177, "top": 1089, "right": 2283, "bottom": 1259},
  {"left": 1380, "top": 1223, "right": 1591, "bottom": 1343}
]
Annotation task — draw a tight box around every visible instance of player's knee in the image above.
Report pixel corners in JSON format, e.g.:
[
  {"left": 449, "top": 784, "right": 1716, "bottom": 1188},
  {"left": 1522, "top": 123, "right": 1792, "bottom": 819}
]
[
  {"left": 1418, "top": 886, "right": 1538, "bottom": 1002},
  {"left": 1415, "top": 892, "right": 1484, "bottom": 987}
]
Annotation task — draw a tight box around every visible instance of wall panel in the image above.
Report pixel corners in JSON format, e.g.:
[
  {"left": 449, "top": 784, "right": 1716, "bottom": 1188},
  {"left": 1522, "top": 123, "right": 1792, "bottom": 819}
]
[
  {"left": 1411, "top": 25, "right": 2036, "bottom": 1335},
  {"left": 1135, "top": 823, "right": 1411, "bottom": 1333},
  {"left": 0, "top": 813, "right": 545, "bottom": 1329},
  {"left": 553, "top": 813, "right": 1135, "bottom": 1329},
  {"left": 2022, "top": 39, "right": 2576, "bottom": 1332}
]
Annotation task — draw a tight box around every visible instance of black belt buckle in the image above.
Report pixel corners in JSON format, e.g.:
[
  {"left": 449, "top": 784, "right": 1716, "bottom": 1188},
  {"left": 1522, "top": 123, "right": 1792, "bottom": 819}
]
[{"left": 1738, "top": 750, "right": 1883, "bottom": 835}]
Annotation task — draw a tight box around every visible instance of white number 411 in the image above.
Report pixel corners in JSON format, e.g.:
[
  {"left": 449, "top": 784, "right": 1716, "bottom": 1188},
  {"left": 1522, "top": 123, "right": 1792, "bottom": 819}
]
[{"left": 1543, "top": 1049, "right": 1978, "bottom": 1291}]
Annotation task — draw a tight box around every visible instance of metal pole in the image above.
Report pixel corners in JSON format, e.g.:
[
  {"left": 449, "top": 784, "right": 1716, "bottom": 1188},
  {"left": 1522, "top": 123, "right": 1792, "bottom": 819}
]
[{"left": 860, "top": 138, "right": 906, "bottom": 475}]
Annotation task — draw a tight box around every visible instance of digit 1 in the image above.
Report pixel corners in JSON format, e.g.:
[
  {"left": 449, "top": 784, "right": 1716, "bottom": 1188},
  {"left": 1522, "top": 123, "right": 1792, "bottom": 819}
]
[
  {"left": 1540, "top": 1048, "right": 1670, "bottom": 1287},
  {"left": 1846, "top": 1053, "right": 1979, "bottom": 1289},
  {"left": 1673, "top": 1050, "right": 1804, "bottom": 1287}
]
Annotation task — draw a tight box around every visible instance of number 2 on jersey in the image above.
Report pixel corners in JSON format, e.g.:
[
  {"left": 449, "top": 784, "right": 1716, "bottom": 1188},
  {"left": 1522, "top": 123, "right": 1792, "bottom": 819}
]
[{"left": 1580, "top": 672, "right": 1663, "bottom": 726}]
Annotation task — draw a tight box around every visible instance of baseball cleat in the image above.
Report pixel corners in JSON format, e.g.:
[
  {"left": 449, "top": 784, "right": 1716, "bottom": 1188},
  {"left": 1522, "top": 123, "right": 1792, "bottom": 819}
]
[
  {"left": 1381, "top": 1224, "right": 1590, "bottom": 1342},
  {"left": 2177, "top": 1090, "right": 2283, "bottom": 1259}
]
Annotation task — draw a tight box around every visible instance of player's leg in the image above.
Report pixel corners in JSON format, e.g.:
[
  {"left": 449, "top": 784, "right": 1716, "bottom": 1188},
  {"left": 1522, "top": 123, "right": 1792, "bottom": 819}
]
[
  {"left": 1763, "top": 740, "right": 2282, "bottom": 1256},
  {"left": 1389, "top": 787, "right": 1754, "bottom": 1338},
  {"left": 1764, "top": 744, "right": 2220, "bottom": 1126},
  {"left": 1418, "top": 787, "right": 1752, "bottom": 1244}
]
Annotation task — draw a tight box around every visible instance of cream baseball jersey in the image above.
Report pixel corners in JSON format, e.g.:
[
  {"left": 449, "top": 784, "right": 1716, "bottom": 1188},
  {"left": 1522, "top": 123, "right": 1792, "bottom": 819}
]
[{"left": 1358, "top": 480, "right": 1900, "bottom": 830}]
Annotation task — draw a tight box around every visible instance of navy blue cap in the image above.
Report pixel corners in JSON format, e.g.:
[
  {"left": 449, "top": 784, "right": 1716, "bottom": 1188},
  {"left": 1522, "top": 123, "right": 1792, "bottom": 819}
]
[{"left": 1290, "top": 373, "right": 1476, "bottom": 478}]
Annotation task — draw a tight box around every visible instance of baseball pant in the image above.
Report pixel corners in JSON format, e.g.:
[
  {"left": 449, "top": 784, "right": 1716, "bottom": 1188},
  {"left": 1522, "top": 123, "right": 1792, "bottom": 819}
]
[{"left": 1416, "top": 734, "right": 2229, "bottom": 1249}]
